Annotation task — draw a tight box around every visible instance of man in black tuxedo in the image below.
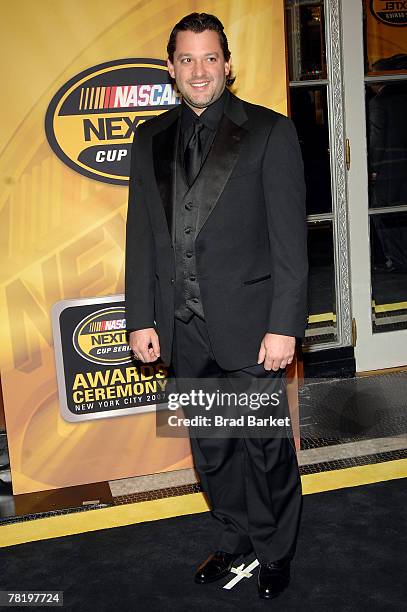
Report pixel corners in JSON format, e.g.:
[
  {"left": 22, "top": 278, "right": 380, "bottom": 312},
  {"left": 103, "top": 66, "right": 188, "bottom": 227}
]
[{"left": 125, "top": 13, "right": 308, "bottom": 600}]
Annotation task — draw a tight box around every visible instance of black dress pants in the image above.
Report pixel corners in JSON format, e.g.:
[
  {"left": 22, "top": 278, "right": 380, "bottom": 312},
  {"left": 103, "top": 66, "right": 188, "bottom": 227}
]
[{"left": 171, "top": 314, "right": 303, "bottom": 564}]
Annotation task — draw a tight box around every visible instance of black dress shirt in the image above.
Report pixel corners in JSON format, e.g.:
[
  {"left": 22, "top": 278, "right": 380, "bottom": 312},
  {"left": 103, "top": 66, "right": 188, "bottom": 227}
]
[{"left": 180, "top": 88, "right": 228, "bottom": 177}]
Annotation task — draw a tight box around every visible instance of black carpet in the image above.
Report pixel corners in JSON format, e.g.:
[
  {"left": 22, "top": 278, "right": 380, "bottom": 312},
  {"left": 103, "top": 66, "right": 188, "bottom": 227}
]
[{"left": 0, "top": 479, "right": 406, "bottom": 611}]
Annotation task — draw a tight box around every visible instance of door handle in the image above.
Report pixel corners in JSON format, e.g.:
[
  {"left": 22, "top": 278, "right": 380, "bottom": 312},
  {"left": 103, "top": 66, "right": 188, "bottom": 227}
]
[{"left": 345, "top": 138, "right": 351, "bottom": 171}]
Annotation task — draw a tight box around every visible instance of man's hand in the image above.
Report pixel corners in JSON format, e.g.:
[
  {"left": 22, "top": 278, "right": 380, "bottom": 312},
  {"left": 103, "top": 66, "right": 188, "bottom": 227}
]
[
  {"left": 257, "top": 333, "right": 296, "bottom": 371},
  {"left": 129, "top": 328, "right": 160, "bottom": 363}
]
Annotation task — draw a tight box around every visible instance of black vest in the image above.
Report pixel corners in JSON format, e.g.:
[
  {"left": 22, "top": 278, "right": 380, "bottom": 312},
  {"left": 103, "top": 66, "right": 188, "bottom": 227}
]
[{"left": 173, "top": 124, "right": 207, "bottom": 322}]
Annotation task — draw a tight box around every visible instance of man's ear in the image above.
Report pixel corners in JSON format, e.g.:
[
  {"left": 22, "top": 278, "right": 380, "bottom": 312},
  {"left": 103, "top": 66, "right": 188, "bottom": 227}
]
[
  {"left": 225, "top": 55, "right": 232, "bottom": 76},
  {"left": 167, "top": 58, "right": 175, "bottom": 79}
]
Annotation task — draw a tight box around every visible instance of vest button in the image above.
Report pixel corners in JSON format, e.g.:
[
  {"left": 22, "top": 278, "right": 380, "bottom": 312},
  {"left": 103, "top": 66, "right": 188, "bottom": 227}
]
[
  {"left": 170, "top": 278, "right": 175, "bottom": 284},
  {"left": 189, "top": 275, "right": 196, "bottom": 282},
  {"left": 186, "top": 251, "right": 193, "bottom": 258},
  {"left": 184, "top": 227, "right": 192, "bottom": 234},
  {"left": 185, "top": 202, "right": 193, "bottom": 210}
]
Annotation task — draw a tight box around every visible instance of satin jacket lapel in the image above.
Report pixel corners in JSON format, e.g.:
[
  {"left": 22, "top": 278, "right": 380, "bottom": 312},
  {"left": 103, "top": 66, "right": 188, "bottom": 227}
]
[
  {"left": 194, "top": 102, "right": 248, "bottom": 239},
  {"left": 153, "top": 113, "right": 180, "bottom": 239}
]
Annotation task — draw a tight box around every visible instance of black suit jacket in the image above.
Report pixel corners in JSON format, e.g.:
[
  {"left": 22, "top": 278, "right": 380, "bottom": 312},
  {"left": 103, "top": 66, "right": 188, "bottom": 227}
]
[{"left": 125, "top": 91, "right": 308, "bottom": 370}]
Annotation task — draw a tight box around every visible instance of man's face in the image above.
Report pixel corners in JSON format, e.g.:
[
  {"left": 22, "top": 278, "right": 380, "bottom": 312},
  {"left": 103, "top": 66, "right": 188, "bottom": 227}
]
[{"left": 167, "top": 29, "right": 231, "bottom": 114}]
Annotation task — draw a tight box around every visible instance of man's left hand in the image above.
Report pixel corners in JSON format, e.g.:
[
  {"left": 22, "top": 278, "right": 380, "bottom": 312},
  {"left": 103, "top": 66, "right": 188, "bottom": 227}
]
[{"left": 257, "top": 333, "right": 296, "bottom": 371}]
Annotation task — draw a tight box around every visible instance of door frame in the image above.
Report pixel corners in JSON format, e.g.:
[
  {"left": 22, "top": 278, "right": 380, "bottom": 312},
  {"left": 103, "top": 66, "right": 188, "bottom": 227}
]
[
  {"left": 299, "top": 0, "right": 352, "bottom": 352},
  {"left": 341, "top": 0, "right": 407, "bottom": 370}
]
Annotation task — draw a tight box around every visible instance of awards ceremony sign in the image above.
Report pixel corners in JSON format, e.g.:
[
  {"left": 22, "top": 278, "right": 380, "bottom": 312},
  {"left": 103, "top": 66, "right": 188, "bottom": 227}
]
[
  {"left": 0, "top": 0, "right": 287, "bottom": 494},
  {"left": 52, "top": 295, "right": 169, "bottom": 422}
]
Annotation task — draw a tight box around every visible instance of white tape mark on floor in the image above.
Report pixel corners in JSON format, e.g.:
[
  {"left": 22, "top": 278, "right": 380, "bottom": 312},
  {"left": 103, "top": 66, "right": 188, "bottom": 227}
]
[{"left": 223, "top": 559, "right": 259, "bottom": 589}]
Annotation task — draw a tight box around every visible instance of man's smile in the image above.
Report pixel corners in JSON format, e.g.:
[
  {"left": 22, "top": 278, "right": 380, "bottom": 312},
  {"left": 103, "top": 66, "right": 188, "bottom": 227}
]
[{"left": 189, "top": 81, "right": 211, "bottom": 88}]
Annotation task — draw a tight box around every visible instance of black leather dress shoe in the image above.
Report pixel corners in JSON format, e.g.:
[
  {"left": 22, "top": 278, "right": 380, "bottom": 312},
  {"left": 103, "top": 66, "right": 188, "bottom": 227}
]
[
  {"left": 194, "top": 551, "right": 241, "bottom": 584},
  {"left": 257, "top": 558, "right": 291, "bottom": 599}
]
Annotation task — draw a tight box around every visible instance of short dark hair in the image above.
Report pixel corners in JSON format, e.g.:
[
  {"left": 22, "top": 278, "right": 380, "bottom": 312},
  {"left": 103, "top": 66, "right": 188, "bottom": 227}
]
[{"left": 167, "top": 12, "right": 236, "bottom": 86}]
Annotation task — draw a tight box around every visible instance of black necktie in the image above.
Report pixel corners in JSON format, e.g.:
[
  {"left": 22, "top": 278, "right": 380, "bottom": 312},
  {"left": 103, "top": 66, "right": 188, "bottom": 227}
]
[{"left": 184, "top": 121, "right": 204, "bottom": 186}]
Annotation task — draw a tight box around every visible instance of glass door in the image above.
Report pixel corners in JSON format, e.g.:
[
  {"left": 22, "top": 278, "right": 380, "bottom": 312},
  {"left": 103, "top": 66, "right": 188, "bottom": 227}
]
[
  {"left": 342, "top": 0, "right": 407, "bottom": 370},
  {"left": 285, "top": 0, "right": 352, "bottom": 353}
]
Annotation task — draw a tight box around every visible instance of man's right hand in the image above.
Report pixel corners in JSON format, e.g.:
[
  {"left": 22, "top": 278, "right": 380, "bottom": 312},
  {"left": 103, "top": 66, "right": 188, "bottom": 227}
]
[{"left": 129, "top": 328, "right": 160, "bottom": 363}]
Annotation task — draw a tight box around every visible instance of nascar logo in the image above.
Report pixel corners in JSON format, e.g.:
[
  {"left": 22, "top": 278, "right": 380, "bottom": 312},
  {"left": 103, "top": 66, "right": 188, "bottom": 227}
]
[
  {"left": 73, "top": 307, "right": 132, "bottom": 365},
  {"left": 79, "top": 83, "right": 177, "bottom": 110},
  {"left": 87, "top": 318, "right": 126, "bottom": 332},
  {"left": 45, "top": 59, "right": 180, "bottom": 185}
]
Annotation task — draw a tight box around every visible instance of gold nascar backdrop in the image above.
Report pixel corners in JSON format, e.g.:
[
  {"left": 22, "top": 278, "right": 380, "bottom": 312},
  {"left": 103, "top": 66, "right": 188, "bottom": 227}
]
[{"left": 0, "top": 0, "right": 287, "bottom": 494}]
